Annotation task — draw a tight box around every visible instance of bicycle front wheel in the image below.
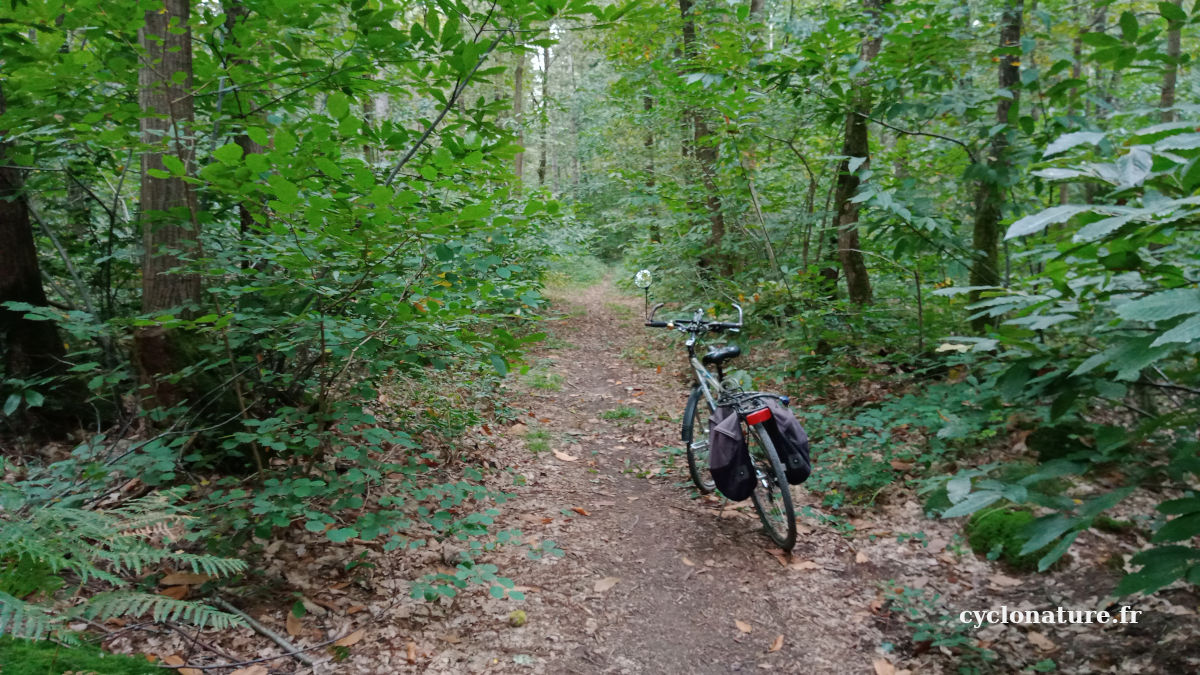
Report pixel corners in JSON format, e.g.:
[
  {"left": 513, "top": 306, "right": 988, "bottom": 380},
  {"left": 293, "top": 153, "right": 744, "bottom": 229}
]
[
  {"left": 748, "top": 424, "right": 797, "bottom": 551},
  {"left": 681, "top": 387, "right": 716, "bottom": 494}
]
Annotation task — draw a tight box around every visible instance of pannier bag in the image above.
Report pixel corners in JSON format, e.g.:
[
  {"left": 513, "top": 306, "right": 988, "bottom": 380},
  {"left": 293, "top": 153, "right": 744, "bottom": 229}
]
[
  {"left": 708, "top": 405, "right": 756, "bottom": 501},
  {"left": 761, "top": 397, "right": 811, "bottom": 485}
]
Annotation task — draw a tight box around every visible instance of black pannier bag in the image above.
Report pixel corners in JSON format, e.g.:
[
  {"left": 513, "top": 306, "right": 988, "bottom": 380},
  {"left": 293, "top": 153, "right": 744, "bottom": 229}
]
[
  {"left": 760, "top": 397, "right": 811, "bottom": 485},
  {"left": 708, "top": 404, "right": 755, "bottom": 501}
]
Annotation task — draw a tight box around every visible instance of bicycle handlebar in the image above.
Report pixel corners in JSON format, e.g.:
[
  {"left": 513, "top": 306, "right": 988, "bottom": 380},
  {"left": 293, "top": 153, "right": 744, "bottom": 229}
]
[{"left": 645, "top": 303, "right": 742, "bottom": 332}]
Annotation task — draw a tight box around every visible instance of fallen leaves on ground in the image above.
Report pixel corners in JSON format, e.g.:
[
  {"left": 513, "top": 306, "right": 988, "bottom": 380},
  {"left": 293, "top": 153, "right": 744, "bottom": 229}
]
[
  {"left": 160, "top": 572, "right": 212, "bottom": 586},
  {"left": 1028, "top": 630, "right": 1057, "bottom": 651},
  {"left": 769, "top": 634, "right": 784, "bottom": 652},
  {"left": 285, "top": 611, "right": 302, "bottom": 636},
  {"left": 571, "top": 507, "right": 591, "bottom": 516},
  {"left": 989, "top": 574, "right": 1023, "bottom": 588},
  {"left": 594, "top": 577, "right": 620, "bottom": 593},
  {"left": 735, "top": 619, "right": 752, "bottom": 633},
  {"left": 873, "top": 658, "right": 896, "bottom": 675},
  {"left": 230, "top": 667, "right": 268, "bottom": 675},
  {"left": 334, "top": 629, "right": 365, "bottom": 647},
  {"left": 855, "top": 551, "right": 870, "bottom": 564},
  {"left": 161, "top": 655, "right": 201, "bottom": 675},
  {"left": 552, "top": 449, "right": 578, "bottom": 461}
]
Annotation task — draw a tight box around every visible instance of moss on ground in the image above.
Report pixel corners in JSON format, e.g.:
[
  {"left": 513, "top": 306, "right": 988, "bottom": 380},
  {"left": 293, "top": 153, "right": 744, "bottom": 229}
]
[
  {"left": 0, "top": 636, "right": 159, "bottom": 674},
  {"left": 965, "top": 506, "right": 1052, "bottom": 572}
]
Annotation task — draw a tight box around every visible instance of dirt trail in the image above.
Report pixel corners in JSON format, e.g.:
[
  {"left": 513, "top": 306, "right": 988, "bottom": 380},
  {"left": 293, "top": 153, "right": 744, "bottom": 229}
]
[{"left": 420, "top": 279, "right": 885, "bottom": 674}]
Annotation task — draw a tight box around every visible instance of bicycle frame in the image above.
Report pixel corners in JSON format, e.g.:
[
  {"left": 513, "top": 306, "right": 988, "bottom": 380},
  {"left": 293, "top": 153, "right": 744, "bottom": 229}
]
[{"left": 686, "top": 333, "right": 724, "bottom": 413}]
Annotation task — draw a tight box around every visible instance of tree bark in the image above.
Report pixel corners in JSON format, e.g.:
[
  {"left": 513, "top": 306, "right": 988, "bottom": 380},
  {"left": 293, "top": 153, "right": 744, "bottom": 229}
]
[
  {"left": 224, "top": 1, "right": 265, "bottom": 248},
  {"left": 513, "top": 48, "right": 525, "bottom": 186},
  {"left": 1160, "top": 0, "right": 1182, "bottom": 123},
  {"left": 0, "top": 84, "right": 69, "bottom": 385},
  {"left": 969, "top": 0, "right": 1022, "bottom": 332},
  {"left": 828, "top": 0, "right": 884, "bottom": 306},
  {"left": 678, "top": 0, "right": 728, "bottom": 273},
  {"left": 137, "top": 0, "right": 202, "bottom": 409},
  {"left": 644, "top": 94, "right": 662, "bottom": 242},
  {"left": 537, "top": 44, "right": 550, "bottom": 186}
]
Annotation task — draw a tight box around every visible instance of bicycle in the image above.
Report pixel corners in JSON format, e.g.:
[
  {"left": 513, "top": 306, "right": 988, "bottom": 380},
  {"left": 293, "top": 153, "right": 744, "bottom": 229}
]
[{"left": 635, "top": 270, "right": 798, "bottom": 551}]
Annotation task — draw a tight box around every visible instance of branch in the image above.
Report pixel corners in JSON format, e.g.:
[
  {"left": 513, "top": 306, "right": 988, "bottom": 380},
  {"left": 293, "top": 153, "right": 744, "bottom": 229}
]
[
  {"left": 761, "top": 132, "right": 814, "bottom": 181},
  {"left": 384, "top": 2, "right": 507, "bottom": 187},
  {"left": 209, "top": 597, "right": 317, "bottom": 667},
  {"left": 856, "top": 112, "right": 978, "bottom": 163},
  {"left": 26, "top": 203, "right": 101, "bottom": 318}
]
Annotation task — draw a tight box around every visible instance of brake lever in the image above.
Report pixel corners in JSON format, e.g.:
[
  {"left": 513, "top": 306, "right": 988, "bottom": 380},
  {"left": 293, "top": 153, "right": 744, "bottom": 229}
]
[{"left": 648, "top": 302, "right": 665, "bottom": 322}]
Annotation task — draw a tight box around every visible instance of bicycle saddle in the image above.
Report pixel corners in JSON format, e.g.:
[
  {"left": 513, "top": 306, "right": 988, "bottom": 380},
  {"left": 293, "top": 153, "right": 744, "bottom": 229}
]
[{"left": 702, "top": 344, "right": 741, "bottom": 365}]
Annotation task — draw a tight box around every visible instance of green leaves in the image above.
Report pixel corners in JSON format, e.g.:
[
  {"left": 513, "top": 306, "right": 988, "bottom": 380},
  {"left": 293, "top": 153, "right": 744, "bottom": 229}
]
[
  {"left": 1117, "top": 546, "right": 1200, "bottom": 596},
  {"left": 326, "top": 528, "right": 358, "bottom": 543},
  {"left": 212, "top": 143, "right": 243, "bottom": 164},
  {"left": 326, "top": 92, "right": 351, "bottom": 120},
  {"left": 161, "top": 155, "right": 186, "bottom": 176},
  {"left": 1115, "top": 289, "right": 1200, "bottom": 323},
  {"left": 1042, "top": 131, "right": 1105, "bottom": 157},
  {"left": 1004, "top": 205, "right": 1090, "bottom": 239},
  {"left": 1159, "top": 1, "right": 1187, "bottom": 23},
  {"left": 1118, "top": 11, "right": 1139, "bottom": 42}
]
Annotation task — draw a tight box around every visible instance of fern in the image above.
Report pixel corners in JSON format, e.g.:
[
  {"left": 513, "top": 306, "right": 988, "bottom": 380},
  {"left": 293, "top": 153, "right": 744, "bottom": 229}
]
[
  {"left": 0, "top": 491, "right": 247, "bottom": 642},
  {"left": 80, "top": 593, "right": 243, "bottom": 630},
  {"left": 0, "top": 591, "right": 56, "bottom": 641}
]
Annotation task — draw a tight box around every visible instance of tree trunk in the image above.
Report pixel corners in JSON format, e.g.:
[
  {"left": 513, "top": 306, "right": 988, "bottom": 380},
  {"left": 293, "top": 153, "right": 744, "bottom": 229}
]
[
  {"left": 969, "top": 0, "right": 1022, "bottom": 332},
  {"left": 1062, "top": 4, "right": 1083, "bottom": 206},
  {"left": 513, "top": 48, "right": 525, "bottom": 186},
  {"left": 0, "top": 84, "right": 69, "bottom": 385},
  {"left": 1160, "top": 0, "right": 1183, "bottom": 123},
  {"left": 137, "top": 0, "right": 201, "bottom": 409},
  {"left": 224, "top": 1, "right": 265, "bottom": 250},
  {"left": 678, "top": 0, "right": 728, "bottom": 274},
  {"left": 537, "top": 44, "right": 550, "bottom": 186},
  {"left": 644, "top": 94, "right": 661, "bottom": 242},
  {"left": 828, "top": 0, "right": 885, "bottom": 306}
]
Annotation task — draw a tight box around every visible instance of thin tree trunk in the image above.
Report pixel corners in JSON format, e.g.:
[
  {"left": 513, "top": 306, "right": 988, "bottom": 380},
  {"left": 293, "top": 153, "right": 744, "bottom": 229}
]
[
  {"left": 969, "top": 0, "right": 1022, "bottom": 332},
  {"left": 1160, "top": 0, "right": 1183, "bottom": 123},
  {"left": 513, "top": 49, "right": 525, "bottom": 186},
  {"left": 137, "top": 0, "right": 201, "bottom": 409},
  {"left": 1063, "top": 4, "right": 1083, "bottom": 206},
  {"left": 0, "top": 84, "right": 69, "bottom": 386},
  {"left": 644, "top": 94, "right": 661, "bottom": 242},
  {"left": 538, "top": 44, "right": 550, "bottom": 186}
]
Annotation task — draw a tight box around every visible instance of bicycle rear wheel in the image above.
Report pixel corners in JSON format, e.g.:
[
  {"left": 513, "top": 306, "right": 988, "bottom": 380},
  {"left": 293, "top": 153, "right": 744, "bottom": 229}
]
[
  {"left": 748, "top": 424, "right": 797, "bottom": 551},
  {"left": 681, "top": 387, "right": 716, "bottom": 494}
]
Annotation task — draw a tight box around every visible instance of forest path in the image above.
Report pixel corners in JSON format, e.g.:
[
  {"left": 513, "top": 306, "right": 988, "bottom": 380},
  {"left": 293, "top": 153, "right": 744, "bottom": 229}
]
[{"left": 422, "top": 278, "right": 886, "bottom": 674}]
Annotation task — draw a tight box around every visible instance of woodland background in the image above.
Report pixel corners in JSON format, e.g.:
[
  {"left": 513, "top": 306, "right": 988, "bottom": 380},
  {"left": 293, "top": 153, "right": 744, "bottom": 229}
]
[{"left": 0, "top": 0, "right": 1198, "bottom": 670}]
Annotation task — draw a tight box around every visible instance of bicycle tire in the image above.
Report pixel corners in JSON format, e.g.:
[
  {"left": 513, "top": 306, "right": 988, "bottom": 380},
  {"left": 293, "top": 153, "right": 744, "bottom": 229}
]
[
  {"left": 681, "top": 387, "right": 716, "bottom": 494},
  {"left": 748, "top": 424, "right": 797, "bottom": 551}
]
